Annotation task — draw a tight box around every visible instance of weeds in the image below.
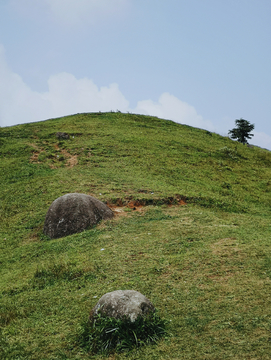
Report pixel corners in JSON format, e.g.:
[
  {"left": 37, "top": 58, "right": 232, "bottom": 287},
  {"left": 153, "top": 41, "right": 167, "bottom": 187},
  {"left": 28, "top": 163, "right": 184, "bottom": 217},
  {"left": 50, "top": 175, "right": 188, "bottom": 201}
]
[
  {"left": 216, "top": 146, "right": 240, "bottom": 160},
  {"left": 77, "top": 312, "right": 167, "bottom": 354}
]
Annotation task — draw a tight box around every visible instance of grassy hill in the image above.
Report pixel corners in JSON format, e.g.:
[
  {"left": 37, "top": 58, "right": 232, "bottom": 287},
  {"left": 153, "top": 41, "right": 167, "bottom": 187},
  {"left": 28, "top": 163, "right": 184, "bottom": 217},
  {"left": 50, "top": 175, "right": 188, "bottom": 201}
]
[{"left": 1, "top": 112, "right": 271, "bottom": 359}]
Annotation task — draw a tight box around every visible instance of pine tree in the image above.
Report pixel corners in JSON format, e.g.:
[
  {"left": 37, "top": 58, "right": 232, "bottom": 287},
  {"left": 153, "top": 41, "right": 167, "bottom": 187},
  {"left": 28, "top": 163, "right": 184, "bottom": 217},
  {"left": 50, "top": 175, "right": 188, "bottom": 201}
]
[{"left": 228, "top": 118, "right": 254, "bottom": 145}]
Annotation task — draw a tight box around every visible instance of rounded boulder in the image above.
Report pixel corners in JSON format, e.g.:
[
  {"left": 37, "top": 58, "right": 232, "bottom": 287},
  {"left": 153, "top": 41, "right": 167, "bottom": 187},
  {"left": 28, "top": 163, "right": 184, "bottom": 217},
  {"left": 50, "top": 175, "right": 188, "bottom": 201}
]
[
  {"left": 43, "top": 193, "right": 114, "bottom": 239},
  {"left": 90, "top": 290, "right": 155, "bottom": 323}
]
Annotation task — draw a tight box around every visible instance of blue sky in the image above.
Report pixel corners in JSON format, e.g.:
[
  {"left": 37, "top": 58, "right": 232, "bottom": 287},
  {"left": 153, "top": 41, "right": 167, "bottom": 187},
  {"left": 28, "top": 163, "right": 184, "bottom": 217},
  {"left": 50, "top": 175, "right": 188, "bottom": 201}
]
[{"left": 1, "top": 0, "right": 271, "bottom": 149}]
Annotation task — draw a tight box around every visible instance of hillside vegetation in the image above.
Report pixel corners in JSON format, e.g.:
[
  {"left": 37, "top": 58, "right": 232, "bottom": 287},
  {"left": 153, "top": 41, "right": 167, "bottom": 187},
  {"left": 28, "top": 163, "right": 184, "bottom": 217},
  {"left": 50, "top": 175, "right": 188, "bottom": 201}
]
[{"left": 0, "top": 112, "right": 271, "bottom": 359}]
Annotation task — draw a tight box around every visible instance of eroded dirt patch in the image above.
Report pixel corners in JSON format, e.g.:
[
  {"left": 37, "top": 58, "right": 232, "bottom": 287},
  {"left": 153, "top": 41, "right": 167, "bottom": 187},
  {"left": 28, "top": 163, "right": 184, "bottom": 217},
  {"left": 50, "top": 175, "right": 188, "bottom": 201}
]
[
  {"left": 60, "top": 149, "right": 78, "bottom": 167},
  {"left": 29, "top": 143, "right": 42, "bottom": 163},
  {"left": 29, "top": 143, "right": 78, "bottom": 168},
  {"left": 107, "top": 196, "right": 187, "bottom": 216}
]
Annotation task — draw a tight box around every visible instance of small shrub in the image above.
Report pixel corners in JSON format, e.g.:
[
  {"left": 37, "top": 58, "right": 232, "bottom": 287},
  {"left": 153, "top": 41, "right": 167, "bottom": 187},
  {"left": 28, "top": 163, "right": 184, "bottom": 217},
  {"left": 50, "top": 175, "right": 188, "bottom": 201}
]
[{"left": 216, "top": 146, "right": 240, "bottom": 160}]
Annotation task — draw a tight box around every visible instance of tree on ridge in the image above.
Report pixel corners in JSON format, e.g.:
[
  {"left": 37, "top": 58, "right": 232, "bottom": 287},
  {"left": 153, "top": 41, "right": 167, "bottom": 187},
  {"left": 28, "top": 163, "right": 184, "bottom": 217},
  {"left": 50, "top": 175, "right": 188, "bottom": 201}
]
[{"left": 228, "top": 118, "right": 254, "bottom": 145}]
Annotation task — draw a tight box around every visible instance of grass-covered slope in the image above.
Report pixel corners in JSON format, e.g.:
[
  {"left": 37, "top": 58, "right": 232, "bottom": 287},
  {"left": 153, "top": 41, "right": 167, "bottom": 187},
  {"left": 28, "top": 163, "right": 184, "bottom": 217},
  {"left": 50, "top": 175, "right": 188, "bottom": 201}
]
[{"left": 1, "top": 112, "right": 271, "bottom": 359}]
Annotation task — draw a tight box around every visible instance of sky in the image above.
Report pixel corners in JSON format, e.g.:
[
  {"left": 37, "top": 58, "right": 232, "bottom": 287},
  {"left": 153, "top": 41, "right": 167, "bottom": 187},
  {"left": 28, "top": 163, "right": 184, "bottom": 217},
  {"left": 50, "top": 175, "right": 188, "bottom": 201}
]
[{"left": 0, "top": 0, "right": 271, "bottom": 149}]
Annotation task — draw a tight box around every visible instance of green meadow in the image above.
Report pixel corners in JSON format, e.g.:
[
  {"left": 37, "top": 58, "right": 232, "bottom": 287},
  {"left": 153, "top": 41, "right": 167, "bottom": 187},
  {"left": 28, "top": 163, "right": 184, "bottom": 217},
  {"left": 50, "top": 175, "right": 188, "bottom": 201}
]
[{"left": 0, "top": 112, "right": 271, "bottom": 359}]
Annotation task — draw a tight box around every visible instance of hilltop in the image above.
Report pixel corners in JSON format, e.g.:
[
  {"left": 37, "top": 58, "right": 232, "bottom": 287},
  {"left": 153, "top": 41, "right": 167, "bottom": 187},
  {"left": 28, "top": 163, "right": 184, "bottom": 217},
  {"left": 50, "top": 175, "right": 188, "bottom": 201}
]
[{"left": 1, "top": 112, "right": 271, "bottom": 359}]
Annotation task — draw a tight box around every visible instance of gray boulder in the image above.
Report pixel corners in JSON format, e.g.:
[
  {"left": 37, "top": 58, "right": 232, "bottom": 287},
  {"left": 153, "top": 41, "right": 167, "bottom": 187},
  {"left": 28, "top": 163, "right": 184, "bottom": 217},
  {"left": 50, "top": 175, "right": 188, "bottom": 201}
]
[
  {"left": 43, "top": 193, "right": 114, "bottom": 239},
  {"left": 90, "top": 290, "right": 155, "bottom": 323}
]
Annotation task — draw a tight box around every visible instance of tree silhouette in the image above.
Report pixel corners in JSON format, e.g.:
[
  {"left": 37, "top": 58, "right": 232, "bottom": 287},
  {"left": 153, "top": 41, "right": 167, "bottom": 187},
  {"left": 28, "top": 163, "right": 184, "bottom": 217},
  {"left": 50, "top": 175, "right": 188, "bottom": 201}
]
[{"left": 228, "top": 118, "right": 254, "bottom": 145}]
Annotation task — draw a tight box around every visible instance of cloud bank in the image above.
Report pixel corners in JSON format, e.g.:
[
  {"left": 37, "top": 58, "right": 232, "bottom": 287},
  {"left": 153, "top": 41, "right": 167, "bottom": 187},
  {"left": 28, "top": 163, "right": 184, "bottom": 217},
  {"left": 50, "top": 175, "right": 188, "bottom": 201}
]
[
  {"left": 2, "top": 45, "right": 271, "bottom": 150},
  {"left": 43, "top": 73, "right": 129, "bottom": 117},
  {"left": 252, "top": 132, "right": 271, "bottom": 151},
  {"left": 136, "top": 93, "right": 215, "bottom": 131},
  {"left": 0, "top": 44, "right": 214, "bottom": 133},
  {"left": 0, "top": 44, "right": 129, "bottom": 125}
]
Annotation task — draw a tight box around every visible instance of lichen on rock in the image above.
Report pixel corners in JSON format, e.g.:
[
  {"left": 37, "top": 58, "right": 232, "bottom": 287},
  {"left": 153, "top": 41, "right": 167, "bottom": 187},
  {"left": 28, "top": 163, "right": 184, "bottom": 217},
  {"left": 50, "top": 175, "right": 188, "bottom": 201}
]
[
  {"left": 90, "top": 290, "right": 155, "bottom": 323},
  {"left": 43, "top": 193, "right": 114, "bottom": 239}
]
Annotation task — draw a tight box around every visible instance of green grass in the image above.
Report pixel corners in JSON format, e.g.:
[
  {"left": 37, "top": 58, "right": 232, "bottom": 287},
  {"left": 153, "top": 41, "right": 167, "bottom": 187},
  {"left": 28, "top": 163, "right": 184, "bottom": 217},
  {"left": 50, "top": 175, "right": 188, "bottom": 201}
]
[
  {"left": 77, "top": 311, "right": 167, "bottom": 354},
  {"left": 0, "top": 112, "right": 271, "bottom": 359}
]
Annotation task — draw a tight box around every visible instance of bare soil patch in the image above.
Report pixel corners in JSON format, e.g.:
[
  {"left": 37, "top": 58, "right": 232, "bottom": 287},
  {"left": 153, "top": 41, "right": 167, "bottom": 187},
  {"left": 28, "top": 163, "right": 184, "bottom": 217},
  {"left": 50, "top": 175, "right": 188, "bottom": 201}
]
[
  {"left": 107, "top": 196, "right": 187, "bottom": 216},
  {"left": 29, "top": 143, "right": 78, "bottom": 168}
]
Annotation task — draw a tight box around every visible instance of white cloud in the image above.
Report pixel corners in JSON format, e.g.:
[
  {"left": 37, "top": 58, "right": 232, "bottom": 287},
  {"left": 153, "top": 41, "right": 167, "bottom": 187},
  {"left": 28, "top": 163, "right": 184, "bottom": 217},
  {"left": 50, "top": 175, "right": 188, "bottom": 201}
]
[
  {"left": 0, "top": 43, "right": 215, "bottom": 134},
  {"left": 0, "top": 44, "right": 215, "bottom": 131},
  {"left": 42, "top": 72, "right": 129, "bottom": 116},
  {"left": 0, "top": 45, "right": 129, "bottom": 127},
  {"left": 252, "top": 131, "right": 271, "bottom": 150},
  {"left": 0, "top": 45, "right": 51, "bottom": 126},
  {"left": 134, "top": 92, "right": 215, "bottom": 131}
]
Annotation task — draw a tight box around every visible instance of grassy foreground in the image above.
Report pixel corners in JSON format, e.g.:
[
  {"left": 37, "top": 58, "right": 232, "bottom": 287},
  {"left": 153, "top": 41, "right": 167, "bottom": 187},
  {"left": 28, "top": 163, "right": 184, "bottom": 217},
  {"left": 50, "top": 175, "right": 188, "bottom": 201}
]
[{"left": 0, "top": 112, "right": 271, "bottom": 359}]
